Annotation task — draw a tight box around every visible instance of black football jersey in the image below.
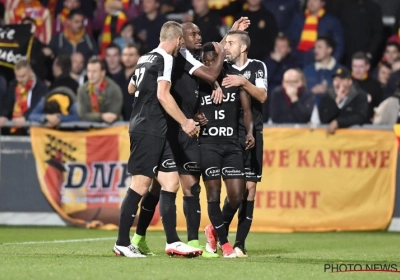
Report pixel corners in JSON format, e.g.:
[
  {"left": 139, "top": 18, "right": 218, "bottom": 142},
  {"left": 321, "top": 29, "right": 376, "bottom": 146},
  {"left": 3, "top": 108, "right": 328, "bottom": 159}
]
[
  {"left": 129, "top": 48, "right": 173, "bottom": 137},
  {"left": 225, "top": 59, "right": 267, "bottom": 134},
  {"left": 199, "top": 63, "right": 241, "bottom": 144},
  {"left": 170, "top": 48, "right": 204, "bottom": 122}
]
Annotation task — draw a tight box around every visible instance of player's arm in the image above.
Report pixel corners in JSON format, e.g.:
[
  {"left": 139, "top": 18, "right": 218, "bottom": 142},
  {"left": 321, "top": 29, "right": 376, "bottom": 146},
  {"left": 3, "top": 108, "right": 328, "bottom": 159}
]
[
  {"left": 128, "top": 74, "right": 137, "bottom": 95},
  {"left": 240, "top": 89, "right": 254, "bottom": 150},
  {"left": 242, "top": 78, "right": 268, "bottom": 104},
  {"left": 157, "top": 80, "right": 198, "bottom": 137}
]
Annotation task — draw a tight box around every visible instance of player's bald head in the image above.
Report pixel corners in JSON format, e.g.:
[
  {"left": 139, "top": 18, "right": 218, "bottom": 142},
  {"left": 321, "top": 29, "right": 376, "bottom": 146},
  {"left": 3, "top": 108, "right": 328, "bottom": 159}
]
[{"left": 160, "top": 21, "right": 183, "bottom": 42}]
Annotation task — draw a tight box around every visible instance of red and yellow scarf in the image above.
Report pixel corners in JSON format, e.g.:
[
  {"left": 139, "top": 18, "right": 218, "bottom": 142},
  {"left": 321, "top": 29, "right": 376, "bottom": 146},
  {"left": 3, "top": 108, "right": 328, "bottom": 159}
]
[
  {"left": 11, "top": 78, "right": 34, "bottom": 133},
  {"left": 121, "top": 0, "right": 130, "bottom": 9},
  {"left": 47, "top": 0, "right": 59, "bottom": 19},
  {"left": 297, "top": 9, "right": 325, "bottom": 52},
  {"left": 100, "top": 11, "right": 127, "bottom": 57},
  {"left": 59, "top": 7, "right": 70, "bottom": 25},
  {"left": 88, "top": 80, "right": 107, "bottom": 113},
  {"left": 352, "top": 72, "right": 368, "bottom": 81},
  {"left": 64, "top": 24, "right": 85, "bottom": 45}
]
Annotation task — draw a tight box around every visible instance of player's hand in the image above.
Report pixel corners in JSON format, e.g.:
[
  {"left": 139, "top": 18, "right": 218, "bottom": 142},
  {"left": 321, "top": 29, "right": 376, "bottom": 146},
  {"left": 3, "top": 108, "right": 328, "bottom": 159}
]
[
  {"left": 13, "top": 116, "right": 26, "bottom": 127},
  {"left": 211, "top": 87, "right": 225, "bottom": 104},
  {"left": 194, "top": 113, "right": 208, "bottom": 126},
  {"left": 102, "top": 112, "right": 118, "bottom": 124},
  {"left": 231, "top": 17, "right": 250, "bottom": 31},
  {"left": 221, "top": 74, "right": 246, "bottom": 88},
  {"left": 181, "top": 119, "right": 199, "bottom": 137},
  {"left": 212, "top": 42, "right": 224, "bottom": 55},
  {"left": 245, "top": 134, "right": 255, "bottom": 150}
]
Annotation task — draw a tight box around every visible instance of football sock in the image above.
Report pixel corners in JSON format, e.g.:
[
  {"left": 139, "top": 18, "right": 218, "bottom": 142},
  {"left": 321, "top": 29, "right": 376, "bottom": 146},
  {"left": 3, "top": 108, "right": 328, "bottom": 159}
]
[
  {"left": 159, "top": 190, "right": 180, "bottom": 244},
  {"left": 116, "top": 188, "right": 142, "bottom": 246},
  {"left": 208, "top": 201, "right": 228, "bottom": 245},
  {"left": 222, "top": 197, "right": 237, "bottom": 236},
  {"left": 183, "top": 196, "right": 201, "bottom": 241},
  {"left": 136, "top": 191, "right": 159, "bottom": 236},
  {"left": 235, "top": 200, "right": 254, "bottom": 248}
]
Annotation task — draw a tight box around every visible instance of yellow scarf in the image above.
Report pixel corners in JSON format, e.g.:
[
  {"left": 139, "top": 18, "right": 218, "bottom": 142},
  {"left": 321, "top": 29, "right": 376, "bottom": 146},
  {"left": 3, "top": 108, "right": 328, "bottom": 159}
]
[{"left": 297, "top": 9, "right": 325, "bottom": 52}]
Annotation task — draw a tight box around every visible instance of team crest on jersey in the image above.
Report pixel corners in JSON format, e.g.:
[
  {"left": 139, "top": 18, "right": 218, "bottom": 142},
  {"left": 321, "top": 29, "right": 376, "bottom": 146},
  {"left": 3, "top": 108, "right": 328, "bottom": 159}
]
[
  {"left": 242, "top": 71, "right": 251, "bottom": 80},
  {"left": 256, "top": 70, "right": 264, "bottom": 79}
]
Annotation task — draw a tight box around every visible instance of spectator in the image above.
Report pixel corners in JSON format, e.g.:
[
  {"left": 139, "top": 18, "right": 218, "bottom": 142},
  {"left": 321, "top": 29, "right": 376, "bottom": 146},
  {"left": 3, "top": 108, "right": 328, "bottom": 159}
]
[
  {"left": 372, "top": 81, "right": 400, "bottom": 125},
  {"left": 77, "top": 58, "right": 122, "bottom": 123},
  {"left": 234, "top": 0, "right": 278, "bottom": 60},
  {"left": 287, "top": 0, "right": 344, "bottom": 67},
  {"left": 52, "top": 0, "right": 93, "bottom": 36},
  {"left": 159, "top": 0, "right": 193, "bottom": 14},
  {"left": 50, "top": 55, "right": 79, "bottom": 93},
  {"left": 351, "top": 52, "right": 383, "bottom": 122},
  {"left": 70, "top": 52, "right": 87, "bottom": 85},
  {"left": 263, "top": 0, "right": 300, "bottom": 33},
  {"left": 93, "top": 0, "right": 142, "bottom": 37},
  {"left": 99, "top": 1, "right": 128, "bottom": 58},
  {"left": 113, "top": 22, "right": 137, "bottom": 51},
  {"left": 264, "top": 34, "right": 299, "bottom": 93},
  {"left": 21, "top": 17, "right": 53, "bottom": 83},
  {"left": 49, "top": 9, "right": 98, "bottom": 58},
  {"left": 270, "top": 68, "right": 314, "bottom": 124},
  {"left": 0, "top": 59, "right": 47, "bottom": 134},
  {"left": 5, "top": 0, "right": 52, "bottom": 44},
  {"left": 191, "top": 0, "right": 223, "bottom": 44},
  {"left": 376, "top": 62, "right": 392, "bottom": 93},
  {"left": 28, "top": 86, "right": 79, "bottom": 127},
  {"left": 105, "top": 43, "right": 123, "bottom": 80},
  {"left": 339, "top": 0, "right": 383, "bottom": 66},
  {"left": 319, "top": 67, "right": 368, "bottom": 134},
  {"left": 131, "top": 0, "right": 167, "bottom": 53},
  {"left": 382, "top": 42, "right": 400, "bottom": 66},
  {"left": 384, "top": 66, "right": 400, "bottom": 98},
  {"left": 303, "top": 36, "right": 342, "bottom": 104},
  {"left": 113, "top": 43, "right": 140, "bottom": 120},
  {"left": 41, "top": 0, "right": 95, "bottom": 20}
]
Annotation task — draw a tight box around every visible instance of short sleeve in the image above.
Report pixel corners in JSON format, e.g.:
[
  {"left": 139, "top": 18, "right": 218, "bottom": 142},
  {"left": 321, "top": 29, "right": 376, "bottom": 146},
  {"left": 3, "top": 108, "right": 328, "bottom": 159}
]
[
  {"left": 255, "top": 61, "right": 268, "bottom": 90},
  {"left": 179, "top": 48, "right": 203, "bottom": 75},
  {"left": 157, "top": 53, "right": 173, "bottom": 83}
]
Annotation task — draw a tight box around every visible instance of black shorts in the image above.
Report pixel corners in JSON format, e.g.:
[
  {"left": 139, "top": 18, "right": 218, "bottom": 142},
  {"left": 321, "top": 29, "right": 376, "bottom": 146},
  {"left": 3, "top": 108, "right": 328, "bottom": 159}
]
[
  {"left": 200, "top": 142, "right": 244, "bottom": 181},
  {"left": 239, "top": 129, "right": 263, "bottom": 182},
  {"left": 167, "top": 129, "right": 201, "bottom": 176},
  {"left": 128, "top": 132, "right": 177, "bottom": 178}
]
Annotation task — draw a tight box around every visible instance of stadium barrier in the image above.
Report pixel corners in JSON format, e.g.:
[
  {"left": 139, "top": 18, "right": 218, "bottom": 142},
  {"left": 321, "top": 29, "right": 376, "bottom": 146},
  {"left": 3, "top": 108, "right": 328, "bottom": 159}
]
[{"left": 0, "top": 122, "right": 399, "bottom": 232}]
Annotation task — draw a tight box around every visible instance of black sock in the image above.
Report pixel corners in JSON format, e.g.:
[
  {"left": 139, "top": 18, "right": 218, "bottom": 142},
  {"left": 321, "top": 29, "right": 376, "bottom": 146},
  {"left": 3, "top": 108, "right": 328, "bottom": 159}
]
[
  {"left": 207, "top": 201, "right": 228, "bottom": 245},
  {"left": 222, "top": 197, "right": 237, "bottom": 236},
  {"left": 183, "top": 196, "right": 201, "bottom": 242},
  {"left": 136, "top": 191, "right": 159, "bottom": 236},
  {"left": 235, "top": 200, "right": 254, "bottom": 248},
  {"left": 116, "top": 188, "right": 142, "bottom": 246},
  {"left": 159, "top": 190, "right": 180, "bottom": 244}
]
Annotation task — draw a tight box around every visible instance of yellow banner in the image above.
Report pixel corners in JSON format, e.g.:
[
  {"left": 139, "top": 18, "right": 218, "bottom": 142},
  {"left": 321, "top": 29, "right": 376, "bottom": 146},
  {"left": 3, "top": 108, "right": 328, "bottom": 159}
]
[{"left": 31, "top": 127, "right": 397, "bottom": 232}]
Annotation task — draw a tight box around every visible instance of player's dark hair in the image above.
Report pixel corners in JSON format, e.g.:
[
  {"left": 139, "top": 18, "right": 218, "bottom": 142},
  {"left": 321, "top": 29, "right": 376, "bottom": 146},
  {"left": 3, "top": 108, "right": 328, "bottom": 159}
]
[
  {"left": 317, "top": 35, "right": 335, "bottom": 51},
  {"left": 227, "top": 30, "right": 251, "bottom": 52},
  {"left": 68, "top": 9, "right": 85, "bottom": 19},
  {"left": 202, "top": 42, "right": 216, "bottom": 53},
  {"left": 352, "top": 51, "right": 370, "bottom": 65},
  {"left": 87, "top": 57, "right": 106, "bottom": 71}
]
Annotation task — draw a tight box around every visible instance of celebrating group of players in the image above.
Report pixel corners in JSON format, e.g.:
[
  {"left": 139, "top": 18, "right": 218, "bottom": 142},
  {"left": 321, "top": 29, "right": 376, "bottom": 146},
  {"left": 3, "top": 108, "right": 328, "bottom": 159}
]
[{"left": 112, "top": 17, "right": 268, "bottom": 258}]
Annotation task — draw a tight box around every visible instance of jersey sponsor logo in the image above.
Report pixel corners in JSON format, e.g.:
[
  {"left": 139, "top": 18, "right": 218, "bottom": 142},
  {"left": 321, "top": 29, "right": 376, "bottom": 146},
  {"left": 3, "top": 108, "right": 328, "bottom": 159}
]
[
  {"left": 204, "top": 166, "right": 220, "bottom": 177},
  {"left": 222, "top": 167, "right": 242, "bottom": 176},
  {"left": 153, "top": 165, "right": 158, "bottom": 173},
  {"left": 161, "top": 159, "right": 176, "bottom": 169},
  {"left": 244, "top": 167, "right": 256, "bottom": 176},
  {"left": 202, "top": 126, "right": 233, "bottom": 136},
  {"left": 183, "top": 161, "right": 200, "bottom": 172},
  {"left": 242, "top": 71, "right": 251, "bottom": 80}
]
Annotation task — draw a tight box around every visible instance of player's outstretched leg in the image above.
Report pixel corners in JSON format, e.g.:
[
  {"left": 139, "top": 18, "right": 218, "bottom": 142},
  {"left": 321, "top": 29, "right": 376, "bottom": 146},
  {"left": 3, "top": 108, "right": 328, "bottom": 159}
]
[
  {"left": 204, "top": 179, "right": 236, "bottom": 258},
  {"left": 113, "top": 175, "right": 149, "bottom": 258},
  {"left": 235, "top": 182, "right": 256, "bottom": 257},
  {"left": 131, "top": 180, "right": 161, "bottom": 255},
  {"left": 181, "top": 175, "right": 218, "bottom": 258},
  {"left": 157, "top": 171, "right": 203, "bottom": 258}
]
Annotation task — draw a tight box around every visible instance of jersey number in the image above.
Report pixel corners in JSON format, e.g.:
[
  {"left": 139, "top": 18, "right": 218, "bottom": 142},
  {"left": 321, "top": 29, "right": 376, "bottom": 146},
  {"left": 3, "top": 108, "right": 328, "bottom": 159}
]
[{"left": 135, "top": 68, "right": 145, "bottom": 87}]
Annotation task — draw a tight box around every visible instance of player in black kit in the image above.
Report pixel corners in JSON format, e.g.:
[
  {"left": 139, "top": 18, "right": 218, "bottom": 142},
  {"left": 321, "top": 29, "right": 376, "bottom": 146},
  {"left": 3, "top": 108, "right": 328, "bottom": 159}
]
[
  {"left": 198, "top": 43, "right": 255, "bottom": 258},
  {"left": 113, "top": 21, "right": 203, "bottom": 258},
  {"left": 206, "top": 30, "right": 268, "bottom": 257}
]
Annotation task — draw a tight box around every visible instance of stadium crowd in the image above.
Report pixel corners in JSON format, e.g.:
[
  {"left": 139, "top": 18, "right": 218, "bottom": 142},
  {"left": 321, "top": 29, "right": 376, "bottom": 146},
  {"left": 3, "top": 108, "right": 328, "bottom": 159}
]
[{"left": 1, "top": 0, "right": 400, "bottom": 135}]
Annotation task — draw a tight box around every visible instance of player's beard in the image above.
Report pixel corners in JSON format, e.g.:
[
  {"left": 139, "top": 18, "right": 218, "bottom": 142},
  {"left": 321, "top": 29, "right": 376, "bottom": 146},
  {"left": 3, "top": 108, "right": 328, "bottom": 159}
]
[{"left": 226, "top": 51, "right": 240, "bottom": 64}]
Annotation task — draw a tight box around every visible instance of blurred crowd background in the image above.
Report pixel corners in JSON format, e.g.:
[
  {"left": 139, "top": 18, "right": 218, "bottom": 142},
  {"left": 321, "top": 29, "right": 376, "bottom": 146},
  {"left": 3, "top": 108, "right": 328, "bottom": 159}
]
[{"left": 1, "top": 0, "right": 400, "bottom": 135}]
